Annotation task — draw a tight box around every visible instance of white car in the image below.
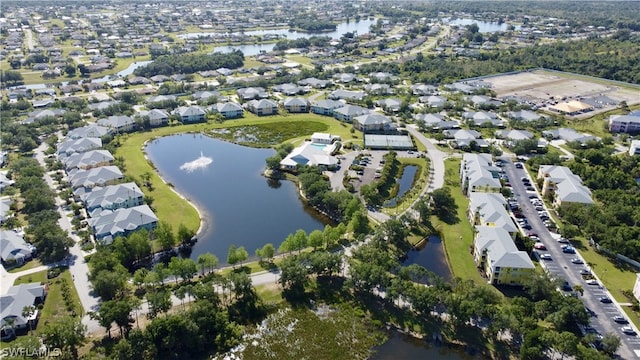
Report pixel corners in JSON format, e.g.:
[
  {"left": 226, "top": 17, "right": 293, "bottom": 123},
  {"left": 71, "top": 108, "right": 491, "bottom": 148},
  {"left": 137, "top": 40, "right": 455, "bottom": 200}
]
[
  {"left": 586, "top": 279, "right": 599, "bottom": 285},
  {"left": 571, "top": 258, "right": 584, "bottom": 265},
  {"left": 621, "top": 326, "right": 637, "bottom": 335},
  {"left": 540, "top": 254, "right": 552, "bottom": 260}
]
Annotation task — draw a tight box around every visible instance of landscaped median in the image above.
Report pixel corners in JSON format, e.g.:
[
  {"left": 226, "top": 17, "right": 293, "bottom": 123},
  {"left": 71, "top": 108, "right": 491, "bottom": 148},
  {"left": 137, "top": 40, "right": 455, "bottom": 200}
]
[{"left": 114, "top": 114, "right": 361, "bottom": 237}]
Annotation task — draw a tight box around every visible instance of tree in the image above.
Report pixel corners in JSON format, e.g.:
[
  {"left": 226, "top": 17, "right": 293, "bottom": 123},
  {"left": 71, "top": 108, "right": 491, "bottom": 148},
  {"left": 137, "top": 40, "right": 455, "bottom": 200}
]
[
  {"left": 147, "top": 289, "right": 172, "bottom": 319},
  {"left": 155, "top": 221, "right": 176, "bottom": 251},
  {"left": 265, "top": 155, "right": 282, "bottom": 171},
  {"left": 21, "top": 305, "right": 35, "bottom": 334},
  {"left": 95, "top": 298, "right": 135, "bottom": 338},
  {"left": 197, "top": 252, "right": 219, "bottom": 276},
  {"left": 91, "top": 266, "right": 129, "bottom": 301},
  {"left": 1, "top": 70, "right": 24, "bottom": 86},
  {"left": 413, "top": 197, "right": 432, "bottom": 227},
  {"left": 430, "top": 187, "right": 457, "bottom": 222},
  {"left": 279, "top": 256, "right": 309, "bottom": 299},
  {"left": 255, "top": 243, "right": 275, "bottom": 263},
  {"left": 177, "top": 223, "right": 196, "bottom": 244},
  {"left": 307, "top": 229, "right": 324, "bottom": 249},
  {"left": 601, "top": 333, "right": 621, "bottom": 356},
  {"left": 168, "top": 257, "right": 198, "bottom": 284},
  {"left": 227, "top": 245, "right": 248, "bottom": 267},
  {"left": 41, "top": 316, "right": 86, "bottom": 359}
]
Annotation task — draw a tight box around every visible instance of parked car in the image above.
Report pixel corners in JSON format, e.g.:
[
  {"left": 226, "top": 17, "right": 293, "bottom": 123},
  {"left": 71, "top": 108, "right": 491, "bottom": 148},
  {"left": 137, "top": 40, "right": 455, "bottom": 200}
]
[
  {"left": 562, "top": 246, "right": 576, "bottom": 254},
  {"left": 571, "top": 258, "right": 584, "bottom": 264},
  {"left": 540, "top": 254, "right": 552, "bottom": 260},
  {"left": 613, "top": 316, "right": 629, "bottom": 324},
  {"left": 557, "top": 238, "right": 570, "bottom": 244},
  {"left": 586, "top": 279, "right": 599, "bottom": 285},
  {"left": 534, "top": 243, "right": 546, "bottom": 250},
  {"left": 580, "top": 269, "right": 592, "bottom": 276},
  {"left": 621, "top": 326, "right": 637, "bottom": 335},
  {"left": 600, "top": 296, "right": 613, "bottom": 304},
  {"left": 522, "top": 224, "right": 532, "bottom": 230},
  {"left": 515, "top": 162, "right": 524, "bottom": 169}
]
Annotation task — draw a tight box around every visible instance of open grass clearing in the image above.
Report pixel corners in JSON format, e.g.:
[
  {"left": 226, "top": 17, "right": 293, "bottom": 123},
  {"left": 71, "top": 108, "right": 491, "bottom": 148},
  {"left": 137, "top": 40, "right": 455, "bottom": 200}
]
[
  {"left": 7, "top": 259, "right": 43, "bottom": 273},
  {"left": 430, "top": 158, "right": 484, "bottom": 284}
]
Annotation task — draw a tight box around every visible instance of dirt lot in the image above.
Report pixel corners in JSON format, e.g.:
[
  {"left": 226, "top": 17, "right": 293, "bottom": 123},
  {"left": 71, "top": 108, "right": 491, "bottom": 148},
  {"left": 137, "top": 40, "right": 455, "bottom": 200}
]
[{"left": 482, "top": 70, "right": 640, "bottom": 117}]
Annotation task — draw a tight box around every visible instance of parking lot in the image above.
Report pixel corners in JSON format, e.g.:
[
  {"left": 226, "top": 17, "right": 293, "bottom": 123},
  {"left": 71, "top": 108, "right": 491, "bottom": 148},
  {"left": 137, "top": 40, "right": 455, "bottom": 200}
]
[{"left": 499, "top": 156, "right": 640, "bottom": 358}]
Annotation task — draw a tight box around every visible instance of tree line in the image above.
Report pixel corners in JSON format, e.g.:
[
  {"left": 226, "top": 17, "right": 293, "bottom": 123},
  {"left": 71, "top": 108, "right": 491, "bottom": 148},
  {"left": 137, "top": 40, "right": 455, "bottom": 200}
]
[{"left": 133, "top": 50, "right": 245, "bottom": 77}]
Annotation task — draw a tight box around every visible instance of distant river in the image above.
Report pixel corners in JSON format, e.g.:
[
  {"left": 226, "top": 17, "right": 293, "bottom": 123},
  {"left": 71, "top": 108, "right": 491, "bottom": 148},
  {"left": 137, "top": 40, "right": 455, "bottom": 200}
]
[{"left": 145, "top": 134, "right": 328, "bottom": 261}]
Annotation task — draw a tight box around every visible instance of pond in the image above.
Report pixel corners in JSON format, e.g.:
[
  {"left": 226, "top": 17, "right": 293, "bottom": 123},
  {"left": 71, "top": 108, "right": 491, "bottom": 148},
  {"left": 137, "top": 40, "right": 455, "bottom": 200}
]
[
  {"left": 91, "top": 60, "right": 153, "bottom": 83},
  {"left": 202, "top": 18, "right": 377, "bottom": 56},
  {"left": 145, "top": 134, "right": 328, "bottom": 261},
  {"left": 385, "top": 165, "right": 418, "bottom": 207},
  {"left": 403, "top": 235, "right": 452, "bottom": 282},
  {"left": 444, "top": 18, "right": 520, "bottom": 33},
  {"left": 371, "top": 331, "right": 475, "bottom": 360}
]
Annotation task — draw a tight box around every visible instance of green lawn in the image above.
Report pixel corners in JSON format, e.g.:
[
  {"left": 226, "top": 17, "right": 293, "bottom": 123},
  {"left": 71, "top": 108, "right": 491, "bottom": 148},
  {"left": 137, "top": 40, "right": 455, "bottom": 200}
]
[
  {"left": 116, "top": 115, "right": 360, "bottom": 236},
  {"left": 430, "top": 158, "right": 484, "bottom": 284},
  {"left": 7, "top": 259, "right": 43, "bottom": 273},
  {"left": 573, "top": 239, "right": 638, "bottom": 303},
  {"left": 13, "top": 269, "right": 83, "bottom": 335}
]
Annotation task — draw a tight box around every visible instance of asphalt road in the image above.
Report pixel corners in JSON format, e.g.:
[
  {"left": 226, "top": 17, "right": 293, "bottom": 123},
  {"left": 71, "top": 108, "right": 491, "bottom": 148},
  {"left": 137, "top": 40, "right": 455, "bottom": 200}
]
[{"left": 500, "top": 156, "right": 640, "bottom": 359}]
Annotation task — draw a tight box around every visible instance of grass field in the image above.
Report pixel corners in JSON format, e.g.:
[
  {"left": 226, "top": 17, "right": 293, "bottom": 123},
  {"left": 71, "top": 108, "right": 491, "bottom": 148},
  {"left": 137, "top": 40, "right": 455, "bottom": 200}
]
[
  {"left": 430, "top": 158, "right": 484, "bottom": 284},
  {"left": 13, "top": 269, "right": 83, "bottom": 335},
  {"left": 116, "top": 115, "right": 361, "bottom": 236}
]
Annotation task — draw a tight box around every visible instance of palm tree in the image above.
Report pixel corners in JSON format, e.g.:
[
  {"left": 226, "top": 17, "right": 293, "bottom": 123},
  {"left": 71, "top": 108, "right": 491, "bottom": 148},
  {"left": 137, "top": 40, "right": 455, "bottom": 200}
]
[{"left": 21, "top": 306, "right": 36, "bottom": 334}]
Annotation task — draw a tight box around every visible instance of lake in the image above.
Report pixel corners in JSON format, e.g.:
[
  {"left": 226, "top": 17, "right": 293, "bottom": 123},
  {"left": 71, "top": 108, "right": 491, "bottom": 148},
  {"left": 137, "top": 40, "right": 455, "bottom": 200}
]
[
  {"left": 403, "top": 235, "right": 452, "bottom": 282},
  {"left": 145, "top": 134, "right": 328, "bottom": 261},
  {"left": 444, "top": 18, "right": 520, "bottom": 33},
  {"left": 385, "top": 165, "right": 418, "bottom": 207},
  {"left": 191, "top": 18, "right": 378, "bottom": 56}
]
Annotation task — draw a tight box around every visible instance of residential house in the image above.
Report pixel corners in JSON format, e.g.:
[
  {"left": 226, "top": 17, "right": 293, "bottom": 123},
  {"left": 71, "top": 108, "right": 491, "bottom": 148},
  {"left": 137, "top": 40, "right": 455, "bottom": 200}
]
[
  {"left": 419, "top": 95, "right": 447, "bottom": 108},
  {"left": 272, "top": 83, "right": 304, "bottom": 96},
  {"left": 443, "top": 129, "right": 488, "bottom": 149},
  {"left": 62, "top": 150, "right": 114, "bottom": 170},
  {"left": 507, "top": 110, "right": 546, "bottom": 122},
  {"left": 65, "top": 124, "right": 110, "bottom": 139},
  {"left": 68, "top": 166, "right": 124, "bottom": 190},
  {"left": 280, "top": 142, "right": 338, "bottom": 171},
  {"left": 0, "top": 197, "right": 13, "bottom": 223},
  {"left": 0, "top": 230, "right": 35, "bottom": 266},
  {"left": 57, "top": 138, "right": 102, "bottom": 156},
  {"left": 282, "top": 97, "right": 309, "bottom": 113},
  {"left": 146, "top": 95, "right": 176, "bottom": 105},
  {"left": 414, "top": 113, "right": 459, "bottom": 130},
  {"left": 310, "top": 99, "right": 344, "bottom": 116},
  {"left": 332, "top": 73, "right": 357, "bottom": 83},
  {"left": 353, "top": 113, "right": 393, "bottom": 132},
  {"left": 537, "top": 165, "right": 594, "bottom": 208},
  {"left": 81, "top": 182, "right": 144, "bottom": 217},
  {"left": 236, "top": 87, "right": 268, "bottom": 101},
  {"left": 467, "top": 95, "right": 501, "bottom": 108},
  {"left": 495, "top": 129, "right": 534, "bottom": 142},
  {"left": 473, "top": 226, "right": 535, "bottom": 286},
  {"left": 629, "top": 140, "right": 640, "bottom": 156},
  {"left": 192, "top": 91, "right": 222, "bottom": 102},
  {"left": 211, "top": 102, "right": 243, "bottom": 119},
  {"left": 298, "top": 77, "right": 330, "bottom": 89},
  {"left": 246, "top": 99, "right": 278, "bottom": 116},
  {"left": 376, "top": 98, "right": 402, "bottom": 113},
  {"left": 97, "top": 115, "right": 136, "bottom": 133},
  {"left": 173, "top": 105, "right": 206, "bottom": 123},
  {"left": 328, "top": 89, "right": 365, "bottom": 101},
  {"left": 542, "top": 128, "right": 599, "bottom": 145},
  {"left": 89, "top": 205, "right": 158, "bottom": 244},
  {"left": 460, "top": 153, "right": 502, "bottom": 194},
  {"left": 609, "top": 113, "right": 640, "bottom": 134},
  {"left": 364, "top": 83, "right": 392, "bottom": 95},
  {"left": 0, "top": 283, "right": 46, "bottom": 336},
  {"left": 468, "top": 192, "right": 518, "bottom": 237},
  {"left": 411, "top": 84, "right": 437, "bottom": 96},
  {"left": 137, "top": 109, "right": 169, "bottom": 127},
  {"left": 463, "top": 111, "right": 504, "bottom": 127},
  {"left": 333, "top": 104, "right": 369, "bottom": 123}
]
